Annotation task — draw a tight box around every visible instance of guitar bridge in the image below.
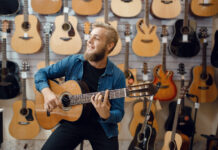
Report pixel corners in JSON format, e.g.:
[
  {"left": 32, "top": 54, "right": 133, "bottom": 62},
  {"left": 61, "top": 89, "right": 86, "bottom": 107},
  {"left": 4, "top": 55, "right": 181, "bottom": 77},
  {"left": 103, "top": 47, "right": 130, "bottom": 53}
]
[
  {"left": 198, "top": 86, "right": 209, "bottom": 90},
  {"left": 18, "top": 121, "right": 30, "bottom": 125},
  {"left": 60, "top": 37, "right": 72, "bottom": 41},
  {"left": 19, "top": 36, "right": 33, "bottom": 40},
  {"left": 141, "top": 39, "right": 153, "bottom": 43}
]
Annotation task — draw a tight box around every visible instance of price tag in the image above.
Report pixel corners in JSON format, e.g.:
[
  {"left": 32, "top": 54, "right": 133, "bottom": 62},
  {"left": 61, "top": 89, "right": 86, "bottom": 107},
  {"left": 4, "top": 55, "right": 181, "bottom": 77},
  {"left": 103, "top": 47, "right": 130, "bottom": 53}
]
[
  {"left": 24, "top": 32, "right": 28, "bottom": 38},
  {"left": 203, "top": 0, "right": 209, "bottom": 4},
  {"left": 84, "top": 34, "right": 90, "bottom": 41},
  {"left": 21, "top": 72, "right": 27, "bottom": 79},
  {"left": 177, "top": 98, "right": 181, "bottom": 104},
  {"left": 182, "top": 34, "right": 188, "bottom": 42},
  {"left": 2, "top": 32, "right": 7, "bottom": 39},
  {"left": 162, "top": 37, "right": 167, "bottom": 43},
  {"left": 195, "top": 102, "right": 200, "bottom": 109},
  {"left": 64, "top": 7, "right": 69, "bottom": 13},
  {"left": 203, "top": 39, "right": 207, "bottom": 43},
  {"left": 125, "top": 36, "right": 131, "bottom": 43},
  {"left": 142, "top": 74, "right": 149, "bottom": 81}
]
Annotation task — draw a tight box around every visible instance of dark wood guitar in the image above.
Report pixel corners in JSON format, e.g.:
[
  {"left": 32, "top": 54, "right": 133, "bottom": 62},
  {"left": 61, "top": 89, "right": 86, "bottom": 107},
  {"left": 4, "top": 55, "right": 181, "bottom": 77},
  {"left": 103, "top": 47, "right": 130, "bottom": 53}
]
[
  {"left": 0, "top": 0, "right": 20, "bottom": 15},
  {"left": 211, "top": 30, "right": 218, "bottom": 68},
  {"left": 188, "top": 27, "right": 218, "bottom": 103},
  {"left": 35, "top": 80, "right": 159, "bottom": 129},
  {"left": 169, "top": 0, "right": 200, "bottom": 58},
  {"left": 0, "top": 20, "right": 20, "bottom": 99},
  {"left": 153, "top": 25, "right": 177, "bottom": 101},
  {"left": 9, "top": 62, "right": 40, "bottom": 139}
]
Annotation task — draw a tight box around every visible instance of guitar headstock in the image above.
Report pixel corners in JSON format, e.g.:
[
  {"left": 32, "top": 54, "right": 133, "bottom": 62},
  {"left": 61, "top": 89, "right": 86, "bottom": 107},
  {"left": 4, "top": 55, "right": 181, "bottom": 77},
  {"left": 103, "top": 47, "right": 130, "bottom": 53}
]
[
  {"left": 1, "top": 20, "right": 10, "bottom": 38},
  {"left": 198, "top": 27, "right": 209, "bottom": 44},
  {"left": 177, "top": 63, "right": 186, "bottom": 75},
  {"left": 22, "top": 61, "right": 30, "bottom": 72},
  {"left": 124, "top": 23, "right": 131, "bottom": 36},
  {"left": 161, "top": 25, "right": 169, "bottom": 37},
  {"left": 84, "top": 22, "right": 91, "bottom": 35},
  {"left": 43, "top": 23, "right": 53, "bottom": 35}
]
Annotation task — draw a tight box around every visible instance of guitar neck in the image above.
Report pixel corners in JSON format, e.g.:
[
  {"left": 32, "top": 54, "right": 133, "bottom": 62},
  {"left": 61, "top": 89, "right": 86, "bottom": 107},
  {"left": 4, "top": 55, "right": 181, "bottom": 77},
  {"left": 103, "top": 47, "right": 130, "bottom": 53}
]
[
  {"left": 23, "top": 0, "right": 29, "bottom": 22},
  {"left": 145, "top": 0, "right": 149, "bottom": 26},
  {"left": 1, "top": 38, "right": 7, "bottom": 69},
  {"left": 180, "top": 74, "right": 185, "bottom": 111},
  {"left": 183, "top": 0, "right": 189, "bottom": 27},
  {"left": 104, "top": 0, "right": 109, "bottom": 24},
  {"left": 63, "top": 0, "right": 69, "bottom": 23},
  {"left": 124, "top": 39, "right": 130, "bottom": 76},
  {"left": 171, "top": 98, "right": 181, "bottom": 141},
  {"left": 45, "top": 33, "right": 50, "bottom": 67},
  {"left": 202, "top": 42, "right": 207, "bottom": 76},
  {"left": 22, "top": 78, "right": 27, "bottom": 108},
  {"left": 162, "top": 43, "right": 167, "bottom": 73}
]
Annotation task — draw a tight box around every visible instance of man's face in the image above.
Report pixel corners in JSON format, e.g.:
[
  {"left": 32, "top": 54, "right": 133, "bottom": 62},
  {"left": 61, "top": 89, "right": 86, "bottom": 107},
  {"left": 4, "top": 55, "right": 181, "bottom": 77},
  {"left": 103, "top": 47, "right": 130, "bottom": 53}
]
[{"left": 84, "top": 27, "right": 108, "bottom": 62}]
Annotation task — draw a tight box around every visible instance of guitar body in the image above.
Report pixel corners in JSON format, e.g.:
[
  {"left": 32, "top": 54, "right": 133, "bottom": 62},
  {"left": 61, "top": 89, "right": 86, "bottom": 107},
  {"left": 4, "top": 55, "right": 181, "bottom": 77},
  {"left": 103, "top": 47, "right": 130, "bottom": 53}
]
[
  {"left": 31, "top": 0, "right": 62, "bottom": 15},
  {"left": 162, "top": 131, "right": 182, "bottom": 150},
  {"left": 153, "top": 65, "right": 177, "bottom": 101},
  {"left": 151, "top": 0, "right": 181, "bottom": 19},
  {"left": 0, "top": 61, "right": 20, "bottom": 99},
  {"left": 50, "top": 15, "right": 82, "bottom": 55},
  {"left": 9, "top": 100, "right": 40, "bottom": 139},
  {"left": 111, "top": 0, "right": 142, "bottom": 17},
  {"left": 169, "top": 19, "right": 200, "bottom": 58},
  {"left": 0, "top": 0, "right": 19, "bottom": 15},
  {"left": 72, "top": 0, "right": 102, "bottom": 15},
  {"left": 35, "top": 80, "right": 84, "bottom": 129},
  {"left": 11, "top": 15, "right": 42, "bottom": 54},
  {"left": 188, "top": 65, "right": 217, "bottom": 103},
  {"left": 95, "top": 17, "right": 122, "bottom": 56},
  {"left": 211, "top": 31, "right": 218, "bottom": 68},
  {"left": 191, "top": 0, "right": 217, "bottom": 17},
  {"left": 132, "top": 19, "right": 160, "bottom": 57}
]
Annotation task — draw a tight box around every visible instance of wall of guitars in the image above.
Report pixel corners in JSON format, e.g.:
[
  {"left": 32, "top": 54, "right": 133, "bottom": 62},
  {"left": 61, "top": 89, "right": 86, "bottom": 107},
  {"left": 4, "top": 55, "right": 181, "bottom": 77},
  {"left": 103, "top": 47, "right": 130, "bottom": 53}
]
[{"left": 0, "top": 0, "right": 218, "bottom": 149}]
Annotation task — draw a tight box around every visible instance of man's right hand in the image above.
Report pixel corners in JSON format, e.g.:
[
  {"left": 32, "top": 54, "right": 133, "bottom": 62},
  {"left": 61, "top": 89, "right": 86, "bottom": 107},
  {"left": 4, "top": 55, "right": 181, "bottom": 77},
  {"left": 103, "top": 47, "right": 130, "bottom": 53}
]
[{"left": 41, "top": 88, "right": 61, "bottom": 112}]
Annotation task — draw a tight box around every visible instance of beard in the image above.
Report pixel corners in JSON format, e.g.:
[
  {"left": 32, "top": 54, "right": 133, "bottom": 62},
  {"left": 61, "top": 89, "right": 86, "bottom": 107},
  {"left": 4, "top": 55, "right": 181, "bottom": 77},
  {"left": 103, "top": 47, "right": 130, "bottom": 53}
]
[{"left": 84, "top": 46, "right": 107, "bottom": 62}]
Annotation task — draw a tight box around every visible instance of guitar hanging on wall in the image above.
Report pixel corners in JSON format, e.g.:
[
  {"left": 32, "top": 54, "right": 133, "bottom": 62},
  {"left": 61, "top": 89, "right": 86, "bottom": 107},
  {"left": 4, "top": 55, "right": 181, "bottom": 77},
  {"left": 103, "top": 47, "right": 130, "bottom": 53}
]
[
  {"left": 11, "top": 0, "right": 42, "bottom": 54},
  {"left": 0, "top": 20, "right": 20, "bottom": 99},
  {"left": 0, "top": 0, "right": 20, "bottom": 15}
]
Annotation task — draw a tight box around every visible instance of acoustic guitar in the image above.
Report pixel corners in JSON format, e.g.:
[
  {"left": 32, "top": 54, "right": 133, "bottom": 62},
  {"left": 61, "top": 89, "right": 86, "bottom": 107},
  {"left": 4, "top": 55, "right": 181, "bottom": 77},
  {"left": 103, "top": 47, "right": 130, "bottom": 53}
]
[
  {"left": 95, "top": 0, "right": 122, "bottom": 56},
  {"left": 153, "top": 25, "right": 177, "bottom": 101},
  {"left": 34, "top": 80, "right": 159, "bottom": 129},
  {"left": 169, "top": 0, "right": 200, "bottom": 58},
  {"left": 117, "top": 24, "right": 138, "bottom": 102},
  {"left": 111, "top": 0, "right": 142, "bottom": 17},
  {"left": 31, "top": 0, "right": 62, "bottom": 15},
  {"left": 50, "top": 0, "right": 82, "bottom": 55},
  {"left": 188, "top": 27, "right": 218, "bottom": 103},
  {"left": 11, "top": 0, "right": 42, "bottom": 54},
  {"left": 132, "top": 0, "right": 160, "bottom": 57},
  {"left": 9, "top": 62, "right": 40, "bottom": 139},
  {"left": 211, "top": 30, "right": 218, "bottom": 68},
  {"left": 0, "top": 20, "right": 20, "bottom": 99},
  {"left": 191, "top": 0, "right": 217, "bottom": 17},
  {"left": 0, "top": 0, "right": 20, "bottom": 15},
  {"left": 151, "top": 0, "right": 181, "bottom": 19},
  {"left": 72, "top": 0, "right": 102, "bottom": 15}
]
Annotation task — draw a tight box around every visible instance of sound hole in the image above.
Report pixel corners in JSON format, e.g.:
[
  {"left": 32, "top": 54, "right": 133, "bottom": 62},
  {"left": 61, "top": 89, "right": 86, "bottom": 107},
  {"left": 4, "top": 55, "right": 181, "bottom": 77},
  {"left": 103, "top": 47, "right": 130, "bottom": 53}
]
[
  {"left": 181, "top": 26, "right": 190, "bottom": 35},
  {"left": 62, "top": 23, "right": 70, "bottom": 31},
  {"left": 22, "top": 22, "right": 30, "bottom": 31},
  {"left": 200, "top": 73, "right": 207, "bottom": 80},
  {"left": 62, "top": 94, "right": 70, "bottom": 107},
  {"left": 20, "top": 108, "right": 28, "bottom": 116}
]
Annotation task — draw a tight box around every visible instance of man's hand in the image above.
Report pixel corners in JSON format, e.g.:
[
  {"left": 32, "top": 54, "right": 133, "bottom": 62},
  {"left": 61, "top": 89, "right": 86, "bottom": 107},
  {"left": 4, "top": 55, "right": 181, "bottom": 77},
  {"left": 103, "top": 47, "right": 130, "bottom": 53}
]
[
  {"left": 41, "top": 88, "right": 61, "bottom": 112},
  {"left": 91, "top": 90, "right": 111, "bottom": 120}
]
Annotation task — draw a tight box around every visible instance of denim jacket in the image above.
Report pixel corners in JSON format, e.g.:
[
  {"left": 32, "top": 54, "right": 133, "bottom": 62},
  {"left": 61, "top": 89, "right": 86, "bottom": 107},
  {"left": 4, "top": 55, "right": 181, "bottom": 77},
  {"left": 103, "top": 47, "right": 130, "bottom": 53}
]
[{"left": 34, "top": 54, "right": 126, "bottom": 138}]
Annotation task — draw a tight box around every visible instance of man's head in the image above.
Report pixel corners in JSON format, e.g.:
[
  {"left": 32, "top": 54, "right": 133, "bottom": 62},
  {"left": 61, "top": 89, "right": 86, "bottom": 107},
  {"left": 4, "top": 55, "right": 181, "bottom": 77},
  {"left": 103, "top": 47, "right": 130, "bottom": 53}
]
[{"left": 84, "top": 22, "right": 118, "bottom": 62}]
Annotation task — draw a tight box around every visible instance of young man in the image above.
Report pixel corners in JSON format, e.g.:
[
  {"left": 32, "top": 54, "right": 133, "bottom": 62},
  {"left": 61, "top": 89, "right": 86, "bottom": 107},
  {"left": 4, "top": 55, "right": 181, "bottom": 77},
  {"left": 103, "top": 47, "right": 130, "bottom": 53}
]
[{"left": 34, "top": 22, "right": 126, "bottom": 150}]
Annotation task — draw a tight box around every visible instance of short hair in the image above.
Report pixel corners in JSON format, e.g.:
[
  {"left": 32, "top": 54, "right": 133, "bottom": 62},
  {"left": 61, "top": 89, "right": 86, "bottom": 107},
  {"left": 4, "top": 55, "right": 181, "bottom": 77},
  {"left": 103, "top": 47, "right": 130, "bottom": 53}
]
[{"left": 92, "top": 22, "right": 118, "bottom": 53}]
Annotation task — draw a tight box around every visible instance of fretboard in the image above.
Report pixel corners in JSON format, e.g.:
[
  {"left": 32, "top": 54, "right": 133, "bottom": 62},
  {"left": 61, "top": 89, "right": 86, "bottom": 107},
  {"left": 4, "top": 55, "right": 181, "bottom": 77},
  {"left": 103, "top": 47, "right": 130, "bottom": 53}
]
[
  {"left": 145, "top": 0, "right": 149, "bottom": 27},
  {"left": 45, "top": 34, "right": 50, "bottom": 67},
  {"left": 64, "top": 0, "right": 69, "bottom": 23},
  {"left": 104, "top": 0, "right": 109, "bottom": 24},
  {"left": 183, "top": 0, "right": 189, "bottom": 27},
  {"left": 23, "top": 0, "right": 29, "bottom": 23},
  {"left": 22, "top": 78, "right": 27, "bottom": 109}
]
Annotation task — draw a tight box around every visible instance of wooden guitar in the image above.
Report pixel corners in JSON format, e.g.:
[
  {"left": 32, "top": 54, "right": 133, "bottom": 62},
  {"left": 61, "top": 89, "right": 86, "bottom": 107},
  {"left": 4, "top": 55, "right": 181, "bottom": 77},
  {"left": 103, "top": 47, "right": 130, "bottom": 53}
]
[
  {"left": 0, "top": 0, "right": 19, "bottom": 15},
  {"left": 111, "top": 0, "right": 142, "bottom": 17},
  {"left": 169, "top": 0, "right": 200, "bottom": 58},
  {"left": 72, "top": 0, "right": 102, "bottom": 15},
  {"left": 37, "top": 23, "right": 55, "bottom": 69},
  {"left": 11, "top": 0, "right": 42, "bottom": 54},
  {"left": 151, "top": 0, "right": 181, "bottom": 19},
  {"left": 0, "top": 20, "right": 20, "bottom": 99},
  {"left": 132, "top": 0, "right": 160, "bottom": 57},
  {"left": 9, "top": 62, "right": 40, "bottom": 139},
  {"left": 117, "top": 24, "right": 138, "bottom": 102},
  {"left": 211, "top": 30, "right": 218, "bottom": 68},
  {"left": 34, "top": 80, "right": 159, "bottom": 129},
  {"left": 31, "top": 0, "right": 62, "bottom": 15},
  {"left": 95, "top": 0, "right": 122, "bottom": 56},
  {"left": 188, "top": 27, "right": 218, "bottom": 103},
  {"left": 50, "top": 0, "right": 82, "bottom": 55},
  {"left": 153, "top": 25, "right": 177, "bottom": 101},
  {"left": 191, "top": 0, "right": 217, "bottom": 17}
]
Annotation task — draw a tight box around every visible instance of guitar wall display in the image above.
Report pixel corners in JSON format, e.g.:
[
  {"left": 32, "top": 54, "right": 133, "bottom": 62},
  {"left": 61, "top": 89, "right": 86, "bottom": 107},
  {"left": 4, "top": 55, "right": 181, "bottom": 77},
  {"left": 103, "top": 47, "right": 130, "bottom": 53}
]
[
  {"left": 11, "top": 0, "right": 42, "bottom": 54},
  {"left": 0, "top": 20, "right": 20, "bottom": 99},
  {"left": 0, "top": 0, "right": 20, "bottom": 16},
  {"left": 50, "top": 0, "right": 82, "bottom": 55},
  {"left": 211, "top": 30, "right": 218, "bottom": 68},
  {"left": 169, "top": 0, "right": 200, "bottom": 58},
  {"left": 188, "top": 27, "right": 218, "bottom": 103},
  {"left": 9, "top": 62, "right": 40, "bottom": 139}
]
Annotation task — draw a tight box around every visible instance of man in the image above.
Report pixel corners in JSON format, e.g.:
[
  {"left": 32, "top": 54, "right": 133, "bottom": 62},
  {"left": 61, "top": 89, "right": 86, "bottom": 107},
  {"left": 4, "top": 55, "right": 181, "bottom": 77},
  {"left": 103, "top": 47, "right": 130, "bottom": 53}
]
[{"left": 34, "top": 22, "right": 126, "bottom": 150}]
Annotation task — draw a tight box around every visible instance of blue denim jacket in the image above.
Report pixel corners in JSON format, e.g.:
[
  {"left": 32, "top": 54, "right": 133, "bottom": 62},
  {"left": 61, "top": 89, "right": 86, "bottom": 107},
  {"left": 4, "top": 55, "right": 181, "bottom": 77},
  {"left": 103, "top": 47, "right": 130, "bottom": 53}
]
[{"left": 34, "top": 54, "right": 126, "bottom": 138}]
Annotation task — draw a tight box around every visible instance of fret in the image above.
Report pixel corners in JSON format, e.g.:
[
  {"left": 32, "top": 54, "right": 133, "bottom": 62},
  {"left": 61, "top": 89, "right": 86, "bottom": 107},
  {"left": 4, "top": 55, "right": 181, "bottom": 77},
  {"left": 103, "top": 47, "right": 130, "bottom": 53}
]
[
  {"left": 45, "top": 34, "right": 50, "bottom": 67},
  {"left": 23, "top": 0, "right": 29, "bottom": 23}
]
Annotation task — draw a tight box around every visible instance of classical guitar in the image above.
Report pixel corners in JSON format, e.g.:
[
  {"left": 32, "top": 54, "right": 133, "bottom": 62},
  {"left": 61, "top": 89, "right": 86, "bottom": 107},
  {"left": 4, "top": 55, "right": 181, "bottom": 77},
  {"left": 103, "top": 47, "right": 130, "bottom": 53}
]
[
  {"left": 95, "top": 0, "right": 122, "bottom": 56},
  {"left": 153, "top": 25, "right": 177, "bottom": 101},
  {"left": 211, "top": 30, "right": 218, "bottom": 68},
  {"left": 191, "top": 0, "right": 217, "bottom": 17},
  {"left": 0, "top": 20, "right": 20, "bottom": 99},
  {"left": 50, "top": 0, "right": 82, "bottom": 55},
  {"left": 31, "top": 0, "right": 62, "bottom": 15},
  {"left": 169, "top": 0, "right": 200, "bottom": 58},
  {"left": 111, "top": 0, "right": 142, "bottom": 17},
  {"left": 0, "top": 0, "right": 20, "bottom": 15},
  {"left": 9, "top": 62, "right": 40, "bottom": 139},
  {"left": 11, "top": 0, "right": 42, "bottom": 54},
  {"left": 34, "top": 80, "right": 159, "bottom": 129},
  {"left": 117, "top": 23, "right": 138, "bottom": 102},
  {"left": 72, "top": 0, "right": 102, "bottom": 15},
  {"left": 151, "top": 0, "right": 181, "bottom": 19},
  {"left": 132, "top": 0, "right": 160, "bottom": 57},
  {"left": 188, "top": 27, "right": 218, "bottom": 103}
]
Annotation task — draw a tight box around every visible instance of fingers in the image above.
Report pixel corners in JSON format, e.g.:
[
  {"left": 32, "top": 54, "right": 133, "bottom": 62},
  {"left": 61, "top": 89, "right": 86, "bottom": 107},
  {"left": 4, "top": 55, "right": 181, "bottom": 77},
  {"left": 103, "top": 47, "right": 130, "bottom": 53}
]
[{"left": 91, "top": 92, "right": 103, "bottom": 107}]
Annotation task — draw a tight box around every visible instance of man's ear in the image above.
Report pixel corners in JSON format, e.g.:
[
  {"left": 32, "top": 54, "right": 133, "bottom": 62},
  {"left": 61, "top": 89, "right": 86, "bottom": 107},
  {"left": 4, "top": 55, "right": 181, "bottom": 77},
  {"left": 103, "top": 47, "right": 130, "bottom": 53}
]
[{"left": 107, "top": 42, "right": 115, "bottom": 53}]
